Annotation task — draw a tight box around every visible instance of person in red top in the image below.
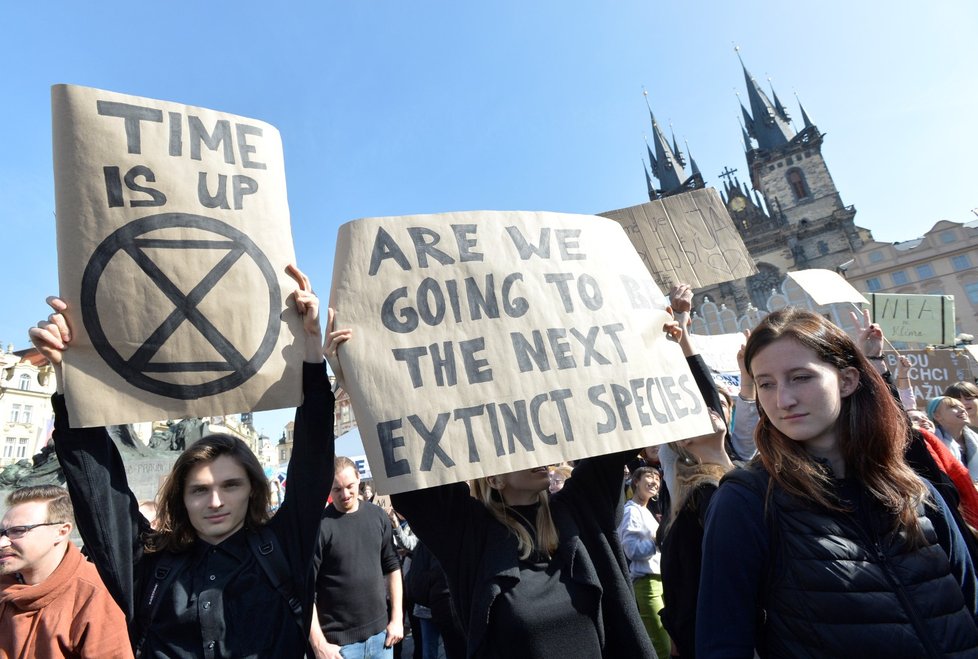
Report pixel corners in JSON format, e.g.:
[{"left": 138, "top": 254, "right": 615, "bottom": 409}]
[{"left": 0, "top": 485, "right": 132, "bottom": 658}]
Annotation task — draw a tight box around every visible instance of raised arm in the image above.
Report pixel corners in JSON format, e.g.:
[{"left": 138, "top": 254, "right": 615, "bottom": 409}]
[
  {"left": 270, "top": 267, "right": 346, "bottom": 636},
  {"left": 31, "top": 297, "right": 146, "bottom": 620}
]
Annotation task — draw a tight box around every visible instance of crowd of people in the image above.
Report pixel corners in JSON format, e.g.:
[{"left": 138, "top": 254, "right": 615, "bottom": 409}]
[{"left": 3, "top": 275, "right": 978, "bottom": 659}]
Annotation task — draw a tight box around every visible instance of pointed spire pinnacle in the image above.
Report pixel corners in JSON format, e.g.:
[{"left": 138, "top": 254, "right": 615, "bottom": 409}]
[
  {"left": 644, "top": 135, "right": 658, "bottom": 172},
  {"left": 643, "top": 158, "right": 657, "bottom": 201},
  {"left": 739, "top": 115, "right": 753, "bottom": 151},
  {"left": 685, "top": 139, "right": 702, "bottom": 178},
  {"left": 794, "top": 92, "right": 814, "bottom": 128},
  {"left": 643, "top": 92, "right": 688, "bottom": 194},
  {"left": 768, "top": 77, "right": 791, "bottom": 123},
  {"left": 736, "top": 48, "right": 795, "bottom": 150},
  {"left": 670, "top": 124, "right": 686, "bottom": 168}
]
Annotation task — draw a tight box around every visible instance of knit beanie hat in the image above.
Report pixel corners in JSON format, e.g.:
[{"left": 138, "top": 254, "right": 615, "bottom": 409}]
[{"left": 927, "top": 396, "right": 948, "bottom": 421}]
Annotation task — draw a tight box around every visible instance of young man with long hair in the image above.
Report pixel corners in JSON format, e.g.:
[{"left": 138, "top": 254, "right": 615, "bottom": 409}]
[{"left": 29, "top": 266, "right": 350, "bottom": 658}]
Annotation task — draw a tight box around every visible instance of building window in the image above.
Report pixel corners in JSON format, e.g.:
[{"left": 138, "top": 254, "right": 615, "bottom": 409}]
[
  {"left": 965, "top": 281, "right": 978, "bottom": 305},
  {"left": 891, "top": 270, "right": 909, "bottom": 285},
  {"left": 9, "top": 404, "right": 21, "bottom": 423},
  {"left": 817, "top": 240, "right": 829, "bottom": 255},
  {"left": 952, "top": 254, "right": 972, "bottom": 271},
  {"left": 16, "top": 438, "right": 29, "bottom": 459},
  {"left": 22, "top": 406, "right": 32, "bottom": 425},
  {"left": 18, "top": 374, "right": 30, "bottom": 391},
  {"left": 3, "top": 438, "right": 16, "bottom": 459},
  {"left": 786, "top": 168, "right": 810, "bottom": 199},
  {"left": 869, "top": 250, "right": 885, "bottom": 264},
  {"left": 866, "top": 277, "right": 883, "bottom": 292},
  {"left": 916, "top": 263, "right": 936, "bottom": 279},
  {"left": 941, "top": 231, "right": 957, "bottom": 244}
]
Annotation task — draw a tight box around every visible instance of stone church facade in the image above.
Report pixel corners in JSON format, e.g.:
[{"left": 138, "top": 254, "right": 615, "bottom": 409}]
[{"left": 637, "top": 55, "right": 873, "bottom": 322}]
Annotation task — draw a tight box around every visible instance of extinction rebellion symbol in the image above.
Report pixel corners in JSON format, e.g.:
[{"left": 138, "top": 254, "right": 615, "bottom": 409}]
[{"left": 80, "top": 213, "right": 280, "bottom": 400}]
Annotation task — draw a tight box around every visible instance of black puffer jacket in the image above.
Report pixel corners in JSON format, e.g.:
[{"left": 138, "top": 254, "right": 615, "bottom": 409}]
[{"left": 726, "top": 466, "right": 978, "bottom": 659}]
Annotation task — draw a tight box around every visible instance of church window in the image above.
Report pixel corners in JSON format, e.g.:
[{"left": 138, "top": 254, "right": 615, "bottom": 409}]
[
  {"left": 891, "top": 270, "right": 909, "bottom": 285},
  {"left": 940, "top": 231, "right": 956, "bottom": 244},
  {"left": 866, "top": 277, "right": 883, "bottom": 292},
  {"left": 952, "top": 254, "right": 972, "bottom": 271},
  {"left": 817, "top": 240, "right": 829, "bottom": 255},
  {"left": 786, "top": 168, "right": 810, "bottom": 200},
  {"left": 916, "top": 263, "right": 936, "bottom": 279}
]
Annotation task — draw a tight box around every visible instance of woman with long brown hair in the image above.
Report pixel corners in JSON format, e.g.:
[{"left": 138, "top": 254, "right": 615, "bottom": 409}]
[{"left": 697, "top": 307, "right": 978, "bottom": 658}]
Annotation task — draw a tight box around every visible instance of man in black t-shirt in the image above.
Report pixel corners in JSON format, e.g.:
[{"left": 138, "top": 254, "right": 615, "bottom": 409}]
[{"left": 309, "top": 456, "right": 403, "bottom": 659}]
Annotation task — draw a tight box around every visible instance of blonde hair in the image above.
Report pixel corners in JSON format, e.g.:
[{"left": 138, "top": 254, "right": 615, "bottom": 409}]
[{"left": 470, "top": 477, "right": 559, "bottom": 560}]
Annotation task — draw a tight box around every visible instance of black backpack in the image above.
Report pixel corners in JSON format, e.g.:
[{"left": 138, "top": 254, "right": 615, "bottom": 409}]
[{"left": 133, "top": 526, "right": 302, "bottom": 656}]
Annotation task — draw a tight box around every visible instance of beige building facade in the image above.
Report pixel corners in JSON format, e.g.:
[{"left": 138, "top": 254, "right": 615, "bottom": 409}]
[
  {"left": 844, "top": 219, "right": 978, "bottom": 340},
  {"left": 0, "top": 346, "right": 56, "bottom": 468}
]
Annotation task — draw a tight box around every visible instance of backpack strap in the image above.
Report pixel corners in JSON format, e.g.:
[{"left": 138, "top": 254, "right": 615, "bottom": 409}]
[
  {"left": 134, "top": 552, "right": 182, "bottom": 657},
  {"left": 247, "top": 526, "right": 304, "bottom": 632}
]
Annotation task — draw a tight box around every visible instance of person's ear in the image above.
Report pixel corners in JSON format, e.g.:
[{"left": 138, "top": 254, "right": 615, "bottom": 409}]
[
  {"left": 840, "top": 366, "right": 860, "bottom": 397},
  {"left": 54, "top": 521, "right": 72, "bottom": 544},
  {"left": 487, "top": 475, "right": 505, "bottom": 491}
]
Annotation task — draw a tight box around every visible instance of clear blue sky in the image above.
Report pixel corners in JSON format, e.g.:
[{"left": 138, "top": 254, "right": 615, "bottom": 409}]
[{"left": 3, "top": 1, "right": 976, "bottom": 437}]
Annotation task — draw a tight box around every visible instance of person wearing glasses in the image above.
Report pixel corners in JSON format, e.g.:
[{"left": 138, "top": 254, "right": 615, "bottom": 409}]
[{"left": 0, "top": 484, "right": 132, "bottom": 658}]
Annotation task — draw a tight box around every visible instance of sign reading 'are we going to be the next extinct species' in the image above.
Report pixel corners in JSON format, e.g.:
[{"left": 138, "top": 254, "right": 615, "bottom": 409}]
[{"left": 329, "top": 211, "right": 714, "bottom": 494}]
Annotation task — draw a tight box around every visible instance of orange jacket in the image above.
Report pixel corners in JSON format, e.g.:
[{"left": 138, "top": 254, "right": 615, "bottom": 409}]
[{"left": 0, "top": 541, "right": 132, "bottom": 659}]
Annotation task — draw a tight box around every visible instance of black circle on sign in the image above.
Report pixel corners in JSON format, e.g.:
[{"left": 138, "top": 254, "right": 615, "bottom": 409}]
[{"left": 80, "top": 212, "right": 280, "bottom": 400}]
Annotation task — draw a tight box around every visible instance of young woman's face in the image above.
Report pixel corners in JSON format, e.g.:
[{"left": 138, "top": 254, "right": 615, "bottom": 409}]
[
  {"left": 934, "top": 399, "right": 970, "bottom": 437},
  {"left": 752, "top": 338, "right": 858, "bottom": 453},
  {"left": 493, "top": 467, "right": 550, "bottom": 505},
  {"left": 907, "top": 410, "right": 936, "bottom": 433}
]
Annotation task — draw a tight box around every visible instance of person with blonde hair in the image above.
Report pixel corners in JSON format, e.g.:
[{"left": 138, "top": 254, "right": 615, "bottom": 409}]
[
  {"left": 388, "top": 318, "right": 688, "bottom": 659},
  {"left": 928, "top": 395, "right": 978, "bottom": 481},
  {"left": 1, "top": 485, "right": 132, "bottom": 658},
  {"left": 698, "top": 307, "right": 978, "bottom": 657}
]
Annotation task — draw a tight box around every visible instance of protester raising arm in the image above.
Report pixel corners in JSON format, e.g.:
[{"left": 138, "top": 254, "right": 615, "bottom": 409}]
[
  {"left": 729, "top": 333, "right": 759, "bottom": 461},
  {"left": 31, "top": 265, "right": 347, "bottom": 657}
]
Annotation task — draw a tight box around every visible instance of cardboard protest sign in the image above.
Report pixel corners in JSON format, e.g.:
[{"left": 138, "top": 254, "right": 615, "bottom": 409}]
[
  {"left": 52, "top": 85, "right": 303, "bottom": 427},
  {"left": 600, "top": 188, "right": 757, "bottom": 289},
  {"left": 870, "top": 293, "right": 956, "bottom": 345},
  {"left": 330, "top": 211, "right": 714, "bottom": 494},
  {"left": 787, "top": 269, "right": 869, "bottom": 307},
  {"left": 883, "top": 349, "right": 974, "bottom": 406},
  {"left": 690, "top": 331, "right": 746, "bottom": 377}
]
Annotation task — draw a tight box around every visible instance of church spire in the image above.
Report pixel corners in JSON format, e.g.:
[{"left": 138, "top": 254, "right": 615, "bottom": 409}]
[
  {"left": 685, "top": 139, "right": 702, "bottom": 178},
  {"left": 643, "top": 158, "right": 657, "bottom": 201},
  {"left": 795, "top": 92, "right": 815, "bottom": 128},
  {"left": 768, "top": 79, "right": 791, "bottom": 123},
  {"left": 643, "top": 90, "right": 687, "bottom": 194},
  {"left": 735, "top": 47, "right": 794, "bottom": 150},
  {"left": 671, "top": 125, "right": 686, "bottom": 168}
]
